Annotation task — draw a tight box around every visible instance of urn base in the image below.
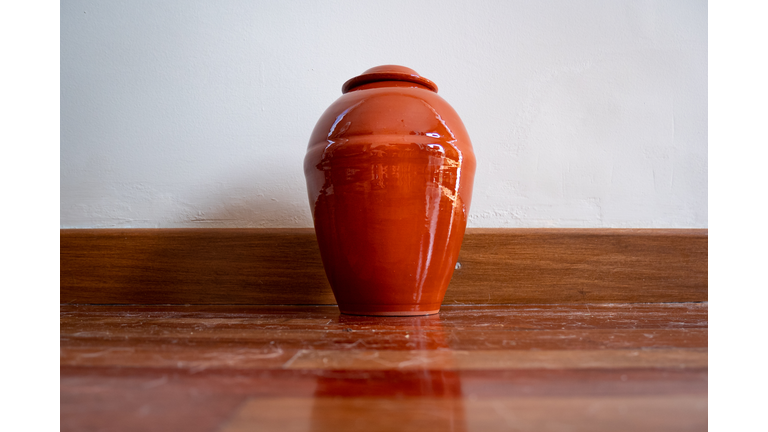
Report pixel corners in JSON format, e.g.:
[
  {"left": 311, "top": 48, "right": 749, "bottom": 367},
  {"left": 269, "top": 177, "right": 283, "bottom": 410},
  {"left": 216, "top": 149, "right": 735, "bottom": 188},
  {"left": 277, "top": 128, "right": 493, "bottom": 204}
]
[{"left": 338, "top": 304, "right": 442, "bottom": 317}]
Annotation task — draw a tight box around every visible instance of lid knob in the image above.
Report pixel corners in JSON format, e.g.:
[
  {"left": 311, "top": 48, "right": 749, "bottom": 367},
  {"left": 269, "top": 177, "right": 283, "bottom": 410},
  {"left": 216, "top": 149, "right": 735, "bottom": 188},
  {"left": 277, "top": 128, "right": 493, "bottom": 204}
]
[{"left": 342, "top": 65, "right": 438, "bottom": 94}]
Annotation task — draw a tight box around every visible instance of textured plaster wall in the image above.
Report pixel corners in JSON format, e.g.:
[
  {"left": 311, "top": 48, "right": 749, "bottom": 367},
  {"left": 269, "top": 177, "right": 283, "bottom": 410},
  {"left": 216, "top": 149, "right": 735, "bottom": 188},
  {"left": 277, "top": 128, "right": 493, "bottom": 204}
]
[{"left": 61, "top": 0, "right": 707, "bottom": 228}]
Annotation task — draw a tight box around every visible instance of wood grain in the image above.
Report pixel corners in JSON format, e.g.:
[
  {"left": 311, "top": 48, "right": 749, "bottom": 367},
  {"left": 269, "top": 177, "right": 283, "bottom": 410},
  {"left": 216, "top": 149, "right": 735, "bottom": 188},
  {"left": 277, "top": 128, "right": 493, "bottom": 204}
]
[
  {"left": 452, "top": 229, "right": 707, "bottom": 304},
  {"left": 61, "top": 367, "right": 708, "bottom": 432},
  {"left": 60, "top": 228, "right": 707, "bottom": 305},
  {"left": 60, "top": 304, "right": 707, "bottom": 371},
  {"left": 220, "top": 396, "right": 707, "bottom": 432},
  {"left": 61, "top": 304, "right": 707, "bottom": 432},
  {"left": 60, "top": 304, "right": 708, "bottom": 359},
  {"left": 284, "top": 348, "right": 707, "bottom": 370}
]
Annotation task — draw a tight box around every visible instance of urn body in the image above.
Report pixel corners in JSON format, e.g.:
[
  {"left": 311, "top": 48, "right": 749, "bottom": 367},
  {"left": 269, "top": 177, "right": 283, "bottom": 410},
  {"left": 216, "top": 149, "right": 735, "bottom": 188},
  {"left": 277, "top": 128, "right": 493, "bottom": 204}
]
[{"left": 303, "top": 66, "right": 476, "bottom": 316}]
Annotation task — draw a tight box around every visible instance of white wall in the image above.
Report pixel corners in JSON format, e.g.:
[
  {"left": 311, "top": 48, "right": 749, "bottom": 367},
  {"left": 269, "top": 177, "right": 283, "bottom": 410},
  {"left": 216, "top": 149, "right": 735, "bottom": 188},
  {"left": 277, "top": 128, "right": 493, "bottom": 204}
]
[{"left": 61, "top": 0, "right": 707, "bottom": 228}]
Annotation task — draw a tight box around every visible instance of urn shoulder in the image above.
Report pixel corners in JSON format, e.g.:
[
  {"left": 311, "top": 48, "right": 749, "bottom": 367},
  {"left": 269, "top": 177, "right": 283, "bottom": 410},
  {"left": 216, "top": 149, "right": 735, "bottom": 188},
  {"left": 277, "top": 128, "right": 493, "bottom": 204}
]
[{"left": 306, "top": 65, "right": 475, "bottom": 159}]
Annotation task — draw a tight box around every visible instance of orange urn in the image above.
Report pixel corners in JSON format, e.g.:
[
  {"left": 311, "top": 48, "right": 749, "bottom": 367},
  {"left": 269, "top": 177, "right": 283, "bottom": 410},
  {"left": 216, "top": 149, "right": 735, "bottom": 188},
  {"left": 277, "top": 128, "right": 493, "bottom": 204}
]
[{"left": 304, "top": 65, "right": 476, "bottom": 316}]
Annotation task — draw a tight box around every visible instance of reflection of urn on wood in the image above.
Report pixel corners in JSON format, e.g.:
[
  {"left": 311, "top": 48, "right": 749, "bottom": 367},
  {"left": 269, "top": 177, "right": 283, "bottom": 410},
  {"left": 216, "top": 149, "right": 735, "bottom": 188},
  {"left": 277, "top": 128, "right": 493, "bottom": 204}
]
[
  {"left": 304, "top": 66, "right": 477, "bottom": 316},
  {"left": 309, "top": 314, "right": 466, "bottom": 431}
]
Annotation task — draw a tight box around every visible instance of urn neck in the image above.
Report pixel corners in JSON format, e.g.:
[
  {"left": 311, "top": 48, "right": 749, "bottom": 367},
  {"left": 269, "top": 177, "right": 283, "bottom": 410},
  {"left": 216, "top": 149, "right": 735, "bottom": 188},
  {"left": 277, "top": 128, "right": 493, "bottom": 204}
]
[{"left": 342, "top": 65, "right": 438, "bottom": 94}]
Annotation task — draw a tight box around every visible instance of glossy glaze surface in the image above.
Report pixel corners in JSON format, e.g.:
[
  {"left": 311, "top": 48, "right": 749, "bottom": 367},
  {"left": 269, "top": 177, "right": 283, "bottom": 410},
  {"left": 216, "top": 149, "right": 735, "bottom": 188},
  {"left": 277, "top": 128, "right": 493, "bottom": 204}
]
[{"left": 304, "top": 66, "right": 476, "bottom": 315}]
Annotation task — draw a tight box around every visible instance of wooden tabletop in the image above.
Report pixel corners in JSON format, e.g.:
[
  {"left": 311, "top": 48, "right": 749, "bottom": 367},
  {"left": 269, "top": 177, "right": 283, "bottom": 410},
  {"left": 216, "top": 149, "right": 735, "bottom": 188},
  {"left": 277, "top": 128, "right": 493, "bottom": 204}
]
[{"left": 60, "top": 303, "right": 707, "bottom": 432}]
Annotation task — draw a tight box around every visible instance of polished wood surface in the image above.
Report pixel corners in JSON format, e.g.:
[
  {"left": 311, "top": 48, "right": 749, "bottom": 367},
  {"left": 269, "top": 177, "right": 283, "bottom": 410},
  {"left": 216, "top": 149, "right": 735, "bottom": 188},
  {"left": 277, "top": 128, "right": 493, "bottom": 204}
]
[
  {"left": 222, "top": 396, "right": 706, "bottom": 432},
  {"left": 61, "top": 304, "right": 707, "bottom": 431},
  {"left": 60, "top": 228, "right": 707, "bottom": 429},
  {"left": 60, "top": 228, "right": 707, "bottom": 304}
]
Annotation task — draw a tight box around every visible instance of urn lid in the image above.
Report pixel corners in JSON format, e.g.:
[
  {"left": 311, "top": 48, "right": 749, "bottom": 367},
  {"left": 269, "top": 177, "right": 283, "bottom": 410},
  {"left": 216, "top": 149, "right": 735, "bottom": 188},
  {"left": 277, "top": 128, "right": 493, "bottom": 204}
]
[{"left": 342, "top": 65, "right": 439, "bottom": 94}]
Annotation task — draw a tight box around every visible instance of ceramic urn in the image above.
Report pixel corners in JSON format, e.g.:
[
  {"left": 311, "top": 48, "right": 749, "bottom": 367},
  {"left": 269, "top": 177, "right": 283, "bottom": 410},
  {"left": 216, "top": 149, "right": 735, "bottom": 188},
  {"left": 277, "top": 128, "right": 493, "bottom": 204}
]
[{"left": 303, "top": 65, "right": 476, "bottom": 316}]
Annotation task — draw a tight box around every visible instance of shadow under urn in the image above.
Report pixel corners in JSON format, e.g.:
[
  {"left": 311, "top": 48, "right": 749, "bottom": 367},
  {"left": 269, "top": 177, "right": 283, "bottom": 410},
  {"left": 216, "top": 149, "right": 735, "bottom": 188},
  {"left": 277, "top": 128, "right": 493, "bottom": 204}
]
[{"left": 304, "top": 65, "right": 476, "bottom": 316}]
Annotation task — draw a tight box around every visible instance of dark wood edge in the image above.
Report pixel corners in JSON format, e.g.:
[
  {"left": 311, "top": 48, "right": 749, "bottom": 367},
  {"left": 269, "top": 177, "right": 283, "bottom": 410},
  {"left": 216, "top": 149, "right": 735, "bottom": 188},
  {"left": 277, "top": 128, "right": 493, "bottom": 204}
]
[{"left": 61, "top": 228, "right": 707, "bottom": 305}]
